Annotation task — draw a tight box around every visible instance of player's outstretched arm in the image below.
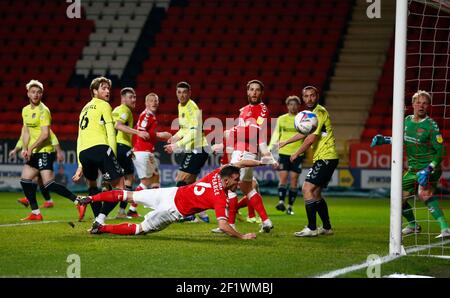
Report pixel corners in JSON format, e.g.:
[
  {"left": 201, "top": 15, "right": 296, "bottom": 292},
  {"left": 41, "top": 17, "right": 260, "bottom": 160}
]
[
  {"left": 115, "top": 121, "right": 150, "bottom": 140},
  {"left": 230, "top": 155, "right": 278, "bottom": 169},
  {"left": 156, "top": 131, "right": 172, "bottom": 141},
  {"left": 278, "top": 133, "right": 306, "bottom": 149},
  {"left": 370, "top": 134, "right": 392, "bottom": 147},
  {"left": 290, "top": 133, "right": 317, "bottom": 162},
  {"left": 218, "top": 219, "right": 256, "bottom": 240}
]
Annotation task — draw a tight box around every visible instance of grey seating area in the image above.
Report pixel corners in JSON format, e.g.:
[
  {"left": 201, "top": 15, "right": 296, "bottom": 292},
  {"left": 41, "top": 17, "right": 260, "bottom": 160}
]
[{"left": 75, "top": 0, "right": 170, "bottom": 77}]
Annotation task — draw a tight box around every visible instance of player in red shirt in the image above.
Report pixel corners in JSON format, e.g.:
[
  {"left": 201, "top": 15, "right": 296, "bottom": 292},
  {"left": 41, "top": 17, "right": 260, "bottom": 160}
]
[
  {"left": 219, "top": 80, "right": 277, "bottom": 233},
  {"left": 126, "top": 92, "right": 171, "bottom": 217},
  {"left": 211, "top": 131, "right": 261, "bottom": 231},
  {"left": 75, "top": 158, "right": 276, "bottom": 239}
]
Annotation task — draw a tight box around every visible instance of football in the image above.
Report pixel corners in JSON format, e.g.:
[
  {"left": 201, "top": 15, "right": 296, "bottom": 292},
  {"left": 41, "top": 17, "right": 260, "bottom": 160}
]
[{"left": 294, "top": 111, "right": 318, "bottom": 135}]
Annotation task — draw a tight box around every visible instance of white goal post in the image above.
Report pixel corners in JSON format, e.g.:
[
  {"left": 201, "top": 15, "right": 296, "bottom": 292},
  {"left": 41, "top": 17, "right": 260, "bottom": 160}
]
[
  {"left": 390, "top": 0, "right": 408, "bottom": 256},
  {"left": 390, "top": 0, "right": 450, "bottom": 256}
]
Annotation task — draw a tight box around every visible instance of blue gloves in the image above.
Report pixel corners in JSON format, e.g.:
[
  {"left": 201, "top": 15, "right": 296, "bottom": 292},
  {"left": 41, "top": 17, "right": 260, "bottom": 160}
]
[
  {"left": 417, "top": 165, "right": 434, "bottom": 187},
  {"left": 370, "top": 134, "right": 392, "bottom": 147}
]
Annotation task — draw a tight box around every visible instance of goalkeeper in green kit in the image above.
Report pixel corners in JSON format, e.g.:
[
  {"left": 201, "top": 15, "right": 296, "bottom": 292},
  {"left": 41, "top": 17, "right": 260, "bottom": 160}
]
[{"left": 371, "top": 90, "right": 450, "bottom": 239}]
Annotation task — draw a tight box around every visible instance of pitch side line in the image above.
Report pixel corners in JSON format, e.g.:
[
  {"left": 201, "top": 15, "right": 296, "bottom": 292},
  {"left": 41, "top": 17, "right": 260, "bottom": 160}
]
[
  {"left": 315, "top": 238, "right": 450, "bottom": 278},
  {"left": 0, "top": 220, "right": 68, "bottom": 227},
  {"left": 0, "top": 275, "right": 64, "bottom": 278}
]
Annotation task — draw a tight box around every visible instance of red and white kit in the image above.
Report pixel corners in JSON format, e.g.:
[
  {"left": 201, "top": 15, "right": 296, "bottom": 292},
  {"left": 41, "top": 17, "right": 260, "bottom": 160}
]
[
  {"left": 131, "top": 168, "right": 229, "bottom": 232},
  {"left": 132, "top": 109, "right": 159, "bottom": 179},
  {"left": 229, "top": 102, "right": 269, "bottom": 181}
]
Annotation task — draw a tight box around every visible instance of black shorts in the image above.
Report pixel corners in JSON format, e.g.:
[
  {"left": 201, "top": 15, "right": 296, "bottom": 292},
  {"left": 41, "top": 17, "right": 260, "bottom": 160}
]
[
  {"left": 179, "top": 151, "right": 209, "bottom": 175},
  {"left": 277, "top": 154, "right": 304, "bottom": 174},
  {"left": 305, "top": 159, "right": 339, "bottom": 188},
  {"left": 26, "top": 152, "right": 56, "bottom": 171},
  {"left": 117, "top": 144, "right": 134, "bottom": 176},
  {"left": 79, "top": 145, "right": 124, "bottom": 182}
]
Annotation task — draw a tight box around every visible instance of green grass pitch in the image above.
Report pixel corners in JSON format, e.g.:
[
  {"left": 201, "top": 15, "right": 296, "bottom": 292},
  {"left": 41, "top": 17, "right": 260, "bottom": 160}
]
[{"left": 0, "top": 192, "right": 449, "bottom": 278}]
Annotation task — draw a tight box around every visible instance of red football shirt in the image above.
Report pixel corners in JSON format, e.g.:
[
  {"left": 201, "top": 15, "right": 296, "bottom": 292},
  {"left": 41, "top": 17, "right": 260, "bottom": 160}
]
[
  {"left": 230, "top": 102, "right": 269, "bottom": 153},
  {"left": 133, "top": 109, "right": 158, "bottom": 152},
  {"left": 174, "top": 169, "right": 228, "bottom": 220}
]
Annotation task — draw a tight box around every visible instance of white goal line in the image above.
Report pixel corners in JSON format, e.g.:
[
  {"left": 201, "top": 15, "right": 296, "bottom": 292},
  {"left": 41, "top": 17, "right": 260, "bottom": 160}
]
[
  {"left": 315, "top": 238, "right": 450, "bottom": 278},
  {"left": 0, "top": 220, "right": 68, "bottom": 227}
]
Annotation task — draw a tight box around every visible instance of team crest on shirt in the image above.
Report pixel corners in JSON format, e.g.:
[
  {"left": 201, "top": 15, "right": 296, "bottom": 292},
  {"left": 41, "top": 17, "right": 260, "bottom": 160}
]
[
  {"left": 436, "top": 134, "right": 443, "bottom": 144},
  {"left": 256, "top": 116, "right": 264, "bottom": 125}
]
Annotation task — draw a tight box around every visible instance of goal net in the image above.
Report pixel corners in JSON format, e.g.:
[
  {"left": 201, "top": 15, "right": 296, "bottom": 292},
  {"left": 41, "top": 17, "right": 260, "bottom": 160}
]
[{"left": 399, "top": 0, "right": 450, "bottom": 257}]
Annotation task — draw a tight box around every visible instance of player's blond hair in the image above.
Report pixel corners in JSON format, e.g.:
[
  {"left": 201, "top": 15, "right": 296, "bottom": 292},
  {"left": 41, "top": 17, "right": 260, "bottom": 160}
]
[
  {"left": 26, "top": 80, "right": 44, "bottom": 92},
  {"left": 285, "top": 95, "right": 301, "bottom": 105},
  {"left": 90, "top": 76, "right": 112, "bottom": 97},
  {"left": 145, "top": 92, "right": 159, "bottom": 103},
  {"left": 412, "top": 90, "right": 431, "bottom": 104}
]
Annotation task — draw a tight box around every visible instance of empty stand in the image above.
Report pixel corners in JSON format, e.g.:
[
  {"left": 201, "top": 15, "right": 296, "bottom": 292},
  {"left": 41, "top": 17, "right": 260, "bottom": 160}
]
[
  {"left": 0, "top": 0, "right": 94, "bottom": 139},
  {"left": 1, "top": 0, "right": 349, "bottom": 142},
  {"left": 135, "top": 0, "right": 351, "bottom": 137},
  {"left": 75, "top": 0, "right": 170, "bottom": 78}
]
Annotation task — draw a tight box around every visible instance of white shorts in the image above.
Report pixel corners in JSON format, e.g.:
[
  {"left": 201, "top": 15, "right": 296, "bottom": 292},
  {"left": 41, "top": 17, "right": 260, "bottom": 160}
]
[
  {"left": 230, "top": 150, "right": 257, "bottom": 182},
  {"left": 133, "top": 151, "right": 159, "bottom": 179},
  {"left": 132, "top": 187, "right": 184, "bottom": 233}
]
